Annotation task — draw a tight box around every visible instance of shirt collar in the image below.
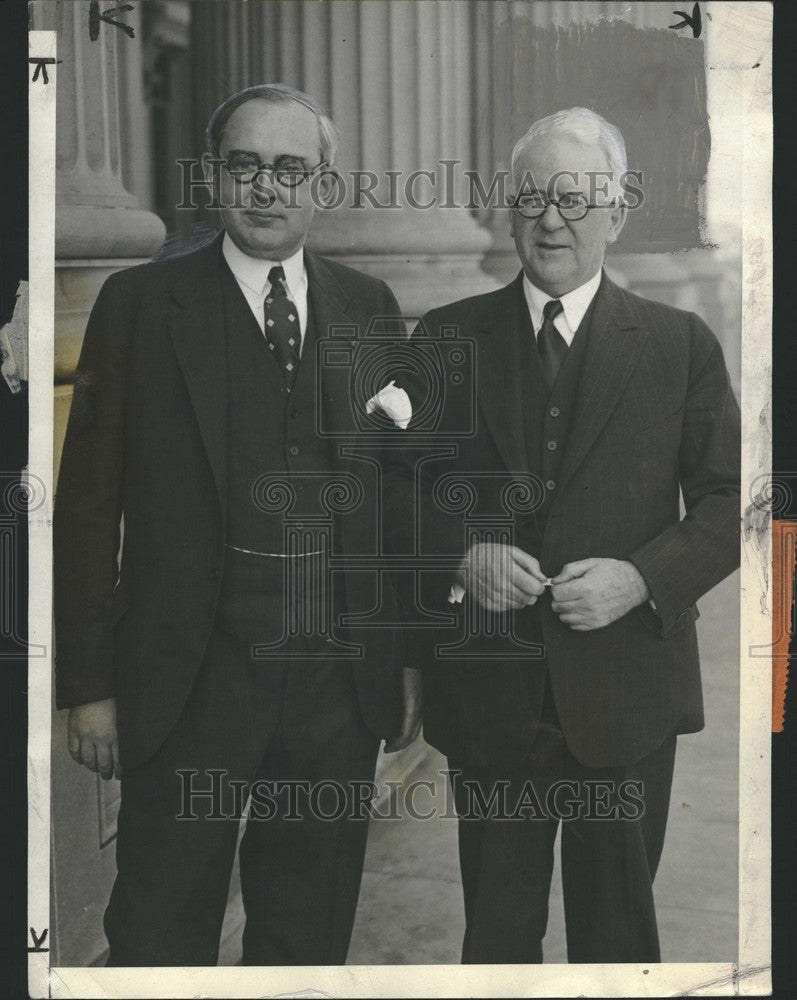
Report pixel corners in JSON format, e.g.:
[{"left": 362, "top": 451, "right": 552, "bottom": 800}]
[
  {"left": 523, "top": 268, "right": 603, "bottom": 335},
  {"left": 222, "top": 232, "right": 306, "bottom": 298}
]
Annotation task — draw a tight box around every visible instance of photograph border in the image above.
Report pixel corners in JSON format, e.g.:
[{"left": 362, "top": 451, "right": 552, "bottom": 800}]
[{"left": 26, "top": 4, "right": 774, "bottom": 996}]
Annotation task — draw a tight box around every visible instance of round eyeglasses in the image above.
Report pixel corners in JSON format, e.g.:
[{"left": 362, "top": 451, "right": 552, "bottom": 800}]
[
  {"left": 223, "top": 154, "right": 328, "bottom": 187},
  {"left": 513, "top": 192, "right": 615, "bottom": 222}
]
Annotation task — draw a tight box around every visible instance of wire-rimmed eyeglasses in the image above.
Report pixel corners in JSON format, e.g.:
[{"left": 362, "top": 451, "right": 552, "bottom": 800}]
[
  {"left": 512, "top": 191, "right": 617, "bottom": 221},
  {"left": 223, "top": 153, "right": 329, "bottom": 187}
]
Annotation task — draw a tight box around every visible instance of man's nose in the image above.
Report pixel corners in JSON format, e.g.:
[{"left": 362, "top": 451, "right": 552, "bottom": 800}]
[
  {"left": 538, "top": 202, "right": 565, "bottom": 230},
  {"left": 249, "top": 171, "right": 279, "bottom": 207}
]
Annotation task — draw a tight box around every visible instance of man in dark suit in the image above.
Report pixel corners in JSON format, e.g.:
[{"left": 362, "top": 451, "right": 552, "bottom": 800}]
[
  {"left": 54, "top": 83, "right": 420, "bottom": 966},
  {"left": 385, "top": 107, "right": 740, "bottom": 963}
]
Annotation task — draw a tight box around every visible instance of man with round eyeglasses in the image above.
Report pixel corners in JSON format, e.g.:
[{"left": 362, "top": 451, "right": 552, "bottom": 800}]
[
  {"left": 205, "top": 90, "right": 333, "bottom": 262},
  {"left": 54, "top": 83, "right": 420, "bottom": 966}
]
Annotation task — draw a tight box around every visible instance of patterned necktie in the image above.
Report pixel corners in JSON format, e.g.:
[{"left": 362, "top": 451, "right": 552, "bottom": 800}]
[
  {"left": 536, "top": 298, "right": 567, "bottom": 387},
  {"left": 264, "top": 265, "right": 300, "bottom": 388}
]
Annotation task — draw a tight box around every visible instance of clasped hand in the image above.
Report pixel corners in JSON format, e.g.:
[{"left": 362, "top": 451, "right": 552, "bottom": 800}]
[
  {"left": 461, "top": 545, "right": 649, "bottom": 630},
  {"left": 550, "top": 557, "right": 649, "bottom": 631},
  {"left": 458, "top": 543, "right": 548, "bottom": 611}
]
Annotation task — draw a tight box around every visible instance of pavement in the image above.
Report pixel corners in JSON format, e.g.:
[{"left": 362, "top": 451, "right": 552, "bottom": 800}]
[
  {"left": 220, "top": 571, "right": 740, "bottom": 965},
  {"left": 347, "top": 571, "right": 740, "bottom": 965}
]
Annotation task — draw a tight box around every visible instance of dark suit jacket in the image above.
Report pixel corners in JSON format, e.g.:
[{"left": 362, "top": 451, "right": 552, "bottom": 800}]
[
  {"left": 385, "top": 271, "right": 740, "bottom": 769},
  {"left": 54, "top": 234, "right": 405, "bottom": 768}
]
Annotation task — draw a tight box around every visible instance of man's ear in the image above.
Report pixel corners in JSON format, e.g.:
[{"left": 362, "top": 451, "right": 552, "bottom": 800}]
[
  {"left": 201, "top": 151, "right": 221, "bottom": 186},
  {"left": 313, "top": 168, "right": 342, "bottom": 209},
  {"left": 606, "top": 201, "right": 628, "bottom": 246}
]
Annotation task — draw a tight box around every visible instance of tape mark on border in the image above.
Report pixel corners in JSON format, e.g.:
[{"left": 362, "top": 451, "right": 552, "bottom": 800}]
[{"left": 771, "top": 519, "right": 795, "bottom": 732}]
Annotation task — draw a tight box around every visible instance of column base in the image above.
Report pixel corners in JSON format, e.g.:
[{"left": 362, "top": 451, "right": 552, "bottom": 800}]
[
  {"left": 307, "top": 206, "right": 501, "bottom": 316},
  {"left": 335, "top": 253, "right": 501, "bottom": 319},
  {"left": 56, "top": 206, "right": 166, "bottom": 261}
]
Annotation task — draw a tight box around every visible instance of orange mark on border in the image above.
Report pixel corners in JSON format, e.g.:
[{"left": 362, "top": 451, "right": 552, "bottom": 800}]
[{"left": 772, "top": 519, "right": 796, "bottom": 733}]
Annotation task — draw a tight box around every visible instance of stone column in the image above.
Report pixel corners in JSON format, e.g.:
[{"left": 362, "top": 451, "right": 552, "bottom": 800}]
[
  {"left": 30, "top": 0, "right": 166, "bottom": 384},
  {"left": 190, "top": 0, "right": 498, "bottom": 316}
]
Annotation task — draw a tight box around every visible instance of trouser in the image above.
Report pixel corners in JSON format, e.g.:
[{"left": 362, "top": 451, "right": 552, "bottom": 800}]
[
  {"left": 449, "top": 679, "right": 677, "bottom": 964},
  {"left": 104, "top": 620, "right": 380, "bottom": 966}
]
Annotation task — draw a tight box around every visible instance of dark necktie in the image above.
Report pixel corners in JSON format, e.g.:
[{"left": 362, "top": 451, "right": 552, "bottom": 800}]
[
  {"left": 264, "top": 264, "right": 300, "bottom": 388},
  {"left": 536, "top": 298, "right": 567, "bottom": 387}
]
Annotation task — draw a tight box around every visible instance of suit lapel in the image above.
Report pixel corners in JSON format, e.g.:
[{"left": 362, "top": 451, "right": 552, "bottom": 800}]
[
  {"left": 168, "top": 234, "right": 229, "bottom": 518},
  {"left": 303, "top": 251, "right": 362, "bottom": 475},
  {"left": 302, "top": 252, "right": 375, "bottom": 626},
  {"left": 556, "top": 273, "right": 646, "bottom": 494},
  {"left": 304, "top": 250, "right": 355, "bottom": 341},
  {"left": 475, "top": 273, "right": 533, "bottom": 476}
]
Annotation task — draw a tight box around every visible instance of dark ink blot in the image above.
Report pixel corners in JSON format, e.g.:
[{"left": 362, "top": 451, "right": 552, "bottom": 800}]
[
  {"left": 28, "top": 57, "right": 62, "bottom": 85},
  {"left": 670, "top": 2, "right": 702, "bottom": 38},
  {"left": 89, "top": 1, "right": 135, "bottom": 41},
  {"left": 151, "top": 224, "right": 221, "bottom": 261}
]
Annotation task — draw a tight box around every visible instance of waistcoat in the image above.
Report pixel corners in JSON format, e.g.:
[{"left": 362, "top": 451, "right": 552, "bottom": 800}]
[
  {"left": 221, "top": 258, "right": 339, "bottom": 555},
  {"left": 514, "top": 288, "right": 597, "bottom": 548}
]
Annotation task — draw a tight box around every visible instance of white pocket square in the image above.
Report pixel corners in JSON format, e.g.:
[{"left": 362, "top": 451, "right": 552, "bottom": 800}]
[{"left": 365, "top": 380, "right": 412, "bottom": 429}]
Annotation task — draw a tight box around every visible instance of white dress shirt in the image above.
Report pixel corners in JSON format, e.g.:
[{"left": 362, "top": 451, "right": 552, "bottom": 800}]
[
  {"left": 450, "top": 266, "right": 654, "bottom": 610},
  {"left": 522, "top": 268, "right": 602, "bottom": 345},
  {"left": 449, "top": 268, "right": 602, "bottom": 606},
  {"left": 222, "top": 232, "right": 309, "bottom": 354}
]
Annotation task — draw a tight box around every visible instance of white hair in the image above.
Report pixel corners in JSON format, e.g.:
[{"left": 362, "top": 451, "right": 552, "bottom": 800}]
[{"left": 510, "top": 107, "right": 628, "bottom": 198}]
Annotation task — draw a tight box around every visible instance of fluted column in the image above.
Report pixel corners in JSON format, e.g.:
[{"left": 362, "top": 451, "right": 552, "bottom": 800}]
[
  {"left": 32, "top": 0, "right": 165, "bottom": 260},
  {"left": 29, "top": 1, "right": 166, "bottom": 383},
  {"left": 191, "top": 0, "right": 498, "bottom": 315}
]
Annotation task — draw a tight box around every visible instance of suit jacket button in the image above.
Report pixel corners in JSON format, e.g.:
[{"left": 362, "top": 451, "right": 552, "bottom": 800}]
[
  {"left": 546, "top": 480, "right": 556, "bottom": 491},
  {"left": 289, "top": 445, "right": 300, "bottom": 456},
  {"left": 546, "top": 440, "right": 557, "bottom": 451},
  {"left": 549, "top": 406, "right": 560, "bottom": 417}
]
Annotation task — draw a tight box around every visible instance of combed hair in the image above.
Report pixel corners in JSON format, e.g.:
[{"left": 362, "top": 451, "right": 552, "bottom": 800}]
[
  {"left": 510, "top": 107, "right": 628, "bottom": 197},
  {"left": 205, "top": 83, "right": 338, "bottom": 166}
]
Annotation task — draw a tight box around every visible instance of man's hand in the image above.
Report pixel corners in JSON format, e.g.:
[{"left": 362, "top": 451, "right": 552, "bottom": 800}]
[
  {"left": 550, "top": 558, "right": 649, "bottom": 631},
  {"left": 384, "top": 668, "right": 423, "bottom": 753},
  {"left": 459, "top": 543, "right": 547, "bottom": 612},
  {"left": 67, "top": 697, "right": 121, "bottom": 780}
]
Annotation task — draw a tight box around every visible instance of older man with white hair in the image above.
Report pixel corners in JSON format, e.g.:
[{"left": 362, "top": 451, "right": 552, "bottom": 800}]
[{"left": 386, "top": 106, "right": 740, "bottom": 963}]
